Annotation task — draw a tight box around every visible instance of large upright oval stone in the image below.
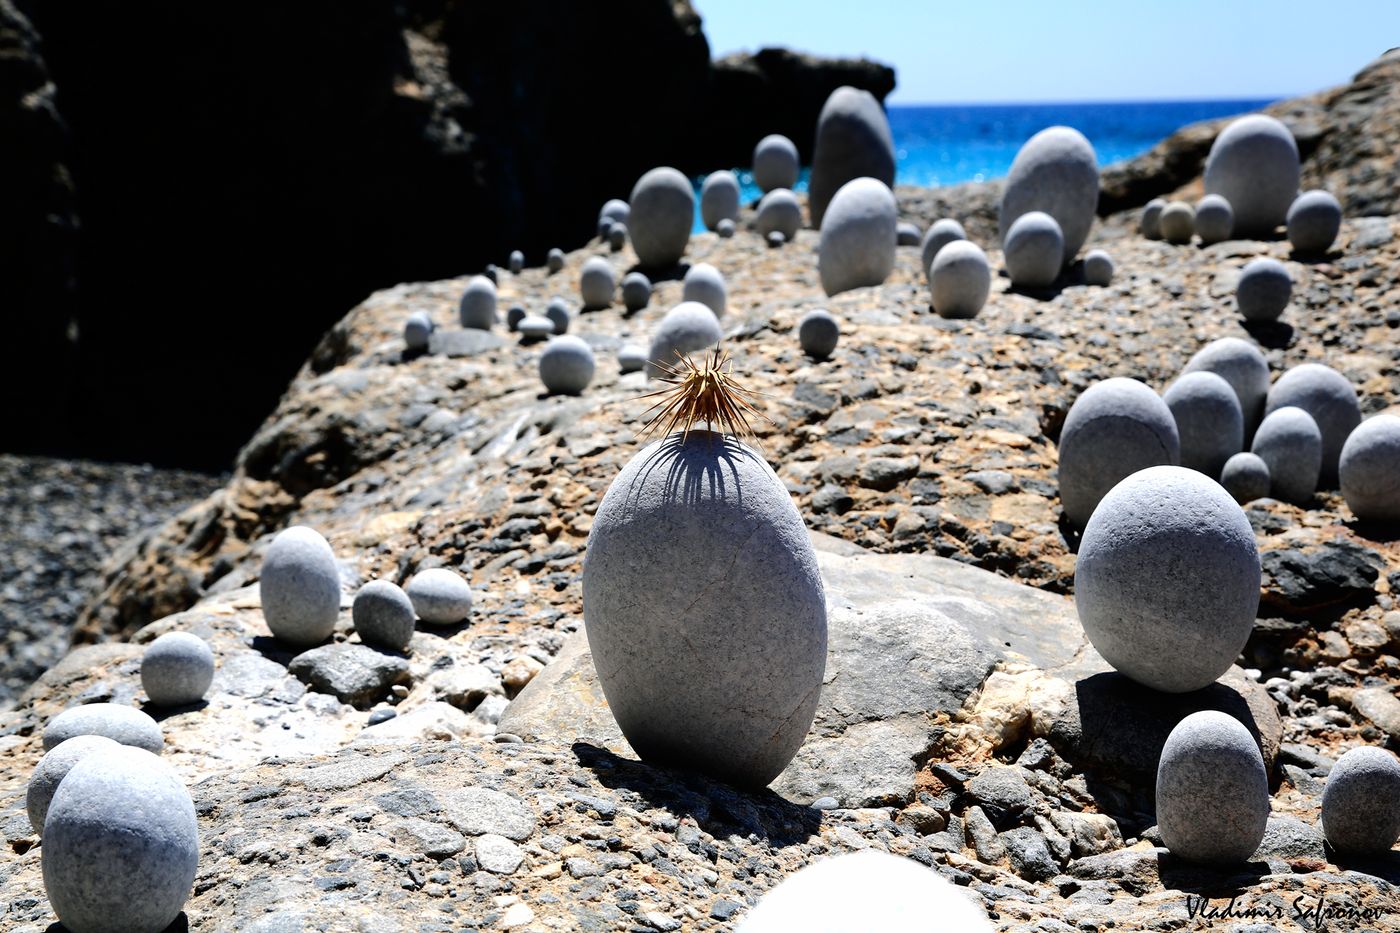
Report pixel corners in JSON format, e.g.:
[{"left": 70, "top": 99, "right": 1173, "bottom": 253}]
[
  {"left": 628, "top": 167, "right": 694, "bottom": 269},
  {"left": 998, "top": 125, "right": 1099, "bottom": 264},
  {"left": 817, "top": 177, "right": 897, "bottom": 296},
  {"left": 1203, "top": 114, "right": 1300, "bottom": 237},
  {"left": 807, "top": 86, "right": 895, "bottom": 228}
]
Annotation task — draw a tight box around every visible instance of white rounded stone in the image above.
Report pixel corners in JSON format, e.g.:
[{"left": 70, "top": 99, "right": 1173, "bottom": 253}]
[
  {"left": 1194, "top": 193, "right": 1235, "bottom": 245},
  {"left": 517, "top": 315, "right": 554, "bottom": 340},
  {"left": 1163, "top": 371, "right": 1243, "bottom": 480},
  {"left": 1082, "top": 249, "right": 1114, "bottom": 286},
  {"left": 817, "top": 177, "right": 897, "bottom": 296},
  {"left": 352, "top": 579, "right": 416, "bottom": 652},
  {"left": 579, "top": 257, "right": 616, "bottom": 310},
  {"left": 621, "top": 272, "right": 652, "bottom": 313},
  {"left": 998, "top": 125, "right": 1099, "bottom": 264},
  {"left": 1220, "top": 452, "right": 1271, "bottom": 504},
  {"left": 755, "top": 189, "right": 802, "bottom": 241},
  {"left": 1264, "top": 363, "right": 1360, "bottom": 487},
  {"left": 797, "top": 309, "right": 839, "bottom": 360},
  {"left": 628, "top": 167, "right": 693, "bottom": 268},
  {"left": 929, "top": 240, "right": 991, "bottom": 319},
  {"left": 405, "top": 568, "right": 473, "bottom": 624},
  {"left": 1203, "top": 114, "right": 1300, "bottom": 237},
  {"left": 508, "top": 249, "right": 524, "bottom": 274},
  {"left": 682, "top": 262, "right": 727, "bottom": 319},
  {"left": 140, "top": 632, "right": 215, "bottom": 707},
  {"left": 1140, "top": 198, "right": 1166, "bottom": 239},
  {"left": 27, "top": 735, "right": 120, "bottom": 833},
  {"left": 1321, "top": 746, "right": 1400, "bottom": 855},
  {"left": 260, "top": 525, "right": 340, "bottom": 646},
  {"left": 808, "top": 86, "right": 895, "bottom": 228},
  {"left": 1158, "top": 201, "right": 1195, "bottom": 244},
  {"left": 645, "top": 302, "right": 722, "bottom": 378},
  {"left": 43, "top": 704, "right": 164, "bottom": 754},
  {"left": 1339, "top": 413, "right": 1400, "bottom": 524},
  {"left": 1003, "top": 211, "right": 1064, "bottom": 289},
  {"left": 1251, "top": 406, "right": 1322, "bottom": 504},
  {"left": 617, "top": 344, "right": 648, "bottom": 374},
  {"left": 1181, "top": 337, "right": 1271, "bottom": 441},
  {"left": 752, "top": 134, "right": 799, "bottom": 193},
  {"left": 539, "top": 335, "right": 596, "bottom": 396},
  {"left": 458, "top": 275, "right": 497, "bottom": 330},
  {"left": 1286, "top": 189, "right": 1343, "bottom": 255},
  {"left": 1156, "top": 711, "right": 1270, "bottom": 863},
  {"left": 920, "top": 218, "right": 967, "bottom": 285},
  {"left": 1236, "top": 258, "right": 1291, "bottom": 322},
  {"left": 545, "top": 297, "right": 572, "bottom": 335},
  {"left": 896, "top": 221, "right": 921, "bottom": 246},
  {"left": 700, "top": 171, "right": 741, "bottom": 231},
  {"left": 546, "top": 247, "right": 565, "bottom": 273},
  {"left": 403, "top": 311, "right": 434, "bottom": 351}
]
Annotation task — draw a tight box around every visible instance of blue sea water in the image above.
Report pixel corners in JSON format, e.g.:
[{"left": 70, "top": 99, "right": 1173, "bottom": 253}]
[{"left": 691, "top": 98, "right": 1276, "bottom": 230}]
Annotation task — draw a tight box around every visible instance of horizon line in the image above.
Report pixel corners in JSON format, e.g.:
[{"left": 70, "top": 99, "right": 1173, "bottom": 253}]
[{"left": 885, "top": 94, "right": 1289, "bottom": 108}]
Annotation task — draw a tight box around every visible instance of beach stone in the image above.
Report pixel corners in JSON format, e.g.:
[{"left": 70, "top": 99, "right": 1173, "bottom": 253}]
[
  {"left": 351, "top": 580, "right": 416, "bottom": 652},
  {"left": 458, "top": 275, "right": 497, "bottom": 329},
  {"left": 1321, "top": 747, "right": 1400, "bottom": 854},
  {"left": 621, "top": 271, "right": 652, "bottom": 312},
  {"left": 1158, "top": 201, "right": 1195, "bottom": 244},
  {"left": 260, "top": 525, "right": 340, "bottom": 646},
  {"left": 140, "top": 631, "right": 215, "bottom": 706},
  {"left": 539, "top": 335, "right": 595, "bottom": 396},
  {"left": 618, "top": 344, "right": 647, "bottom": 374},
  {"left": 545, "top": 297, "right": 571, "bottom": 335},
  {"left": 607, "top": 222, "right": 627, "bottom": 251},
  {"left": 405, "top": 568, "right": 473, "bottom": 624},
  {"left": 517, "top": 315, "right": 554, "bottom": 340},
  {"left": 645, "top": 302, "right": 722, "bottom": 378},
  {"left": 808, "top": 86, "right": 896, "bottom": 227},
  {"left": 628, "top": 167, "right": 693, "bottom": 268},
  {"left": 579, "top": 257, "right": 615, "bottom": 310},
  {"left": 1181, "top": 337, "right": 1271, "bottom": 440},
  {"left": 598, "top": 198, "right": 629, "bottom": 231},
  {"left": 752, "top": 134, "right": 799, "bottom": 193},
  {"left": 920, "top": 218, "right": 967, "bottom": 285},
  {"left": 1082, "top": 249, "right": 1114, "bottom": 286},
  {"left": 682, "top": 262, "right": 727, "bottom": 318},
  {"left": 1163, "top": 371, "right": 1243, "bottom": 480},
  {"left": 288, "top": 643, "right": 411, "bottom": 710},
  {"left": 1220, "top": 452, "right": 1271, "bottom": 504},
  {"left": 929, "top": 239, "right": 991, "bottom": 319},
  {"left": 42, "top": 745, "right": 199, "bottom": 933},
  {"left": 1140, "top": 198, "right": 1166, "bottom": 239},
  {"left": 735, "top": 850, "right": 994, "bottom": 932},
  {"left": 1203, "top": 114, "right": 1300, "bottom": 237},
  {"left": 582, "top": 431, "right": 826, "bottom": 788},
  {"left": 403, "top": 311, "right": 433, "bottom": 351},
  {"left": 998, "top": 125, "right": 1099, "bottom": 263},
  {"left": 798, "top": 309, "right": 840, "bottom": 360},
  {"left": 1287, "top": 189, "right": 1343, "bottom": 254},
  {"left": 1156, "top": 711, "right": 1270, "bottom": 864},
  {"left": 716, "top": 218, "right": 735, "bottom": 239},
  {"left": 1057, "top": 377, "right": 1180, "bottom": 528},
  {"left": 546, "top": 247, "right": 565, "bottom": 273},
  {"left": 26, "top": 734, "right": 120, "bottom": 833},
  {"left": 896, "top": 221, "right": 920, "bottom": 246},
  {"left": 1264, "top": 363, "right": 1360, "bottom": 487},
  {"left": 1236, "top": 257, "right": 1292, "bottom": 322},
  {"left": 1254, "top": 816, "right": 1326, "bottom": 862},
  {"left": 1339, "top": 413, "right": 1400, "bottom": 524},
  {"left": 1003, "top": 211, "right": 1064, "bottom": 288},
  {"left": 1194, "top": 193, "right": 1234, "bottom": 244},
  {"left": 1076, "top": 466, "right": 1259, "bottom": 693},
  {"left": 505, "top": 305, "right": 525, "bottom": 331},
  {"left": 700, "top": 170, "right": 740, "bottom": 231},
  {"left": 755, "top": 189, "right": 803, "bottom": 241},
  {"left": 508, "top": 249, "right": 523, "bottom": 274}
]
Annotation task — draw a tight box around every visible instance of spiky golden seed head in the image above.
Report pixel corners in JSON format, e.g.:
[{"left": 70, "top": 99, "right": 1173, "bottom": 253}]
[{"left": 637, "top": 344, "right": 768, "bottom": 443}]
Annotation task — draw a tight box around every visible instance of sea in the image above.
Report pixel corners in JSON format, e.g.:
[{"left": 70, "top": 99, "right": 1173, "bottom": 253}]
[{"left": 692, "top": 99, "right": 1277, "bottom": 230}]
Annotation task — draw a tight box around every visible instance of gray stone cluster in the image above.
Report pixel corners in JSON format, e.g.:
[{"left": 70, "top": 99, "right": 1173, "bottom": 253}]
[
  {"left": 1264, "top": 362, "right": 1360, "bottom": 486},
  {"left": 1203, "top": 114, "right": 1300, "bottom": 237},
  {"left": 920, "top": 218, "right": 966, "bottom": 285}
]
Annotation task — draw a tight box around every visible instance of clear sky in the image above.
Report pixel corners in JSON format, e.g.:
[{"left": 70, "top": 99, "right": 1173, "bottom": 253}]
[{"left": 695, "top": 0, "right": 1400, "bottom": 104}]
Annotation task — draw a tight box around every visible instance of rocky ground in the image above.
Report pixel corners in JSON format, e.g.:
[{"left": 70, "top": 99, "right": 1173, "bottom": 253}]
[{"left": 3, "top": 54, "right": 1400, "bottom": 933}]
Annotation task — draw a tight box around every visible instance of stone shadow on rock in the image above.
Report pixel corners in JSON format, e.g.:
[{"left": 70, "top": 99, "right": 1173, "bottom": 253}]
[
  {"left": 1287, "top": 247, "right": 1343, "bottom": 265},
  {"left": 999, "top": 266, "right": 1076, "bottom": 302},
  {"left": 142, "top": 699, "right": 210, "bottom": 723},
  {"left": 48, "top": 915, "right": 187, "bottom": 933},
  {"left": 1329, "top": 850, "right": 1400, "bottom": 885},
  {"left": 627, "top": 260, "right": 691, "bottom": 286},
  {"left": 572, "top": 742, "right": 821, "bottom": 847},
  {"left": 1341, "top": 519, "right": 1400, "bottom": 544},
  {"left": 249, "top": 635, "right": 305, "bottom": 669},
  {"left": 1156, "top": 852, "right": 1271, "bottom": 895},
  {"left": 1240, "top": 318, "right": 1294, "bottom": 350}
]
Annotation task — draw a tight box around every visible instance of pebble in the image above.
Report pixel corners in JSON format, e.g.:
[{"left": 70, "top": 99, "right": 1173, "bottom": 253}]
[
  {"left": 43, "top": 703, "right": 164, "bottom": 754},
  {"left": 405, "top": 568, "right": 474, "bottom": 624},
  {"left": 352, "top": 580, "right": 416, "bottom": 652},
  {"left": 140, "top": 631, "right": 215, "bottom": 706}
]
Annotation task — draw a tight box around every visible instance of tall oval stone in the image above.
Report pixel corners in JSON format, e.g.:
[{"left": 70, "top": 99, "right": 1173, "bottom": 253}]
[
  {"left": 998, "top": 126, "right": 1099, "bottom": 265},
  {"left": 1203, "top": 114, "right": 1300, "bottom": 237},
  {"left": 628, "top": 167, "right": 694, "bottom": 269},
  {"left": 807, "top": 87, "right": 895, "bottom": 228},
  {"left": 817, "top": 177, "right": 897, "bottom": 297}
]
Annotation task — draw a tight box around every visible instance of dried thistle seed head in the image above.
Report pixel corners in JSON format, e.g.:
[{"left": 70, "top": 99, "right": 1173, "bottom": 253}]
[{"left": 637, "top": 344, "right": 768, "bottom": 443}]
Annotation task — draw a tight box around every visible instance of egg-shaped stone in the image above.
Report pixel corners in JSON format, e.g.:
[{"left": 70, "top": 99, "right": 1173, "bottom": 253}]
[
  {"left": 1236, "top": 258, "right": 1291, "bottom": 322},
  {"left": 818, "top": 177, "right": 897, "bottom": 296},
  {"left": 1181, "top": 337, "right": 1271, "bottom": 441},
  {"left": 26, "top": 735, "right": 120, "bottom": 833},
  {"left": 458, "top": 275, "right": 497, "bottom": 330},
  {"left": 539, "top": 335, "right": 596, "bottom": 396},
  {"left": 628, "top": 167, "right": 693, "bottom": 268},
  {"left": 1264, "top": 363, "right": 1360, "bottom": 487},
  {"left": 140, "top": 632, "right": 215, "bottom": 707},
  {"left": 1163, "top": 371, "right": 1244, "bottom": 480},
  {"left": 1251, "top": 406, "right": 1322, "bottom": 504},
  {"left": 755, "top": 189, "right": 803, "bottom": 241},
  {"left": 1339, "top": 413, "right": 1400, "bottom": 524},
  {"left": 798, "top": 309, "right": 839, "bottom": 360},
  {"left": 1220, "top": 451, "right": 1271, "bottom": 504},
  {"left": 1003, "top": 211, "right": 1064, "bottom": 288},
  {"left": 1321, "top": 746, "right": 1400, "bottom": 855},
  {"left": 352, "top": 579, "right": 416, "bottom": 652},
  {"left": 929, "top": 240, "right": 991, "bottom": 319},
  {"left": 1286, "top": 189, "right": 1343, "bottom": 255},
  {"left": 43, "top": 703, "right": 164, "bottom": 754},
  {"left": 1158, "top": 201, "right": 1195, "bottom": 244},
  {"left": 752, "top": 134, "right": 800, "bottom": 193},
  {"left": 1203, "top": 114, "right": 1300, "bottom": 237},
  {"left": 1156, "top": 711, "right": 1270, "bottom": 863},
  {"left": 920, "top": 218, "right": 966, "bottom": 285},
  {"left": 998, "top": 125, "right": 1099, "bottom": 264},
  {"left": 1194, "top": 193, "right": 1234, "bottom": 245},
  {"left": 260, "top": 525, "right": 340, "bottom": 646},
  {"left": 579, "top": 257, "right": 616, "bottom": 310},
  {"left": 808, "top": 86, "right": 895, "bottom": 228},
  {"left": 621, "top": 271, "right": 652, "bottom": 313},
  {"left": 682, "top": 262, "right": 727, "bottom": 319},
  {"left": 700, "top": 170, "right": 741, "bottom": 231},
  {"left": 405, "top": 568, "right": 473, "bottom": 624},
  {"left": 646, "top": 302, "right": 723, "bottom": 378}
]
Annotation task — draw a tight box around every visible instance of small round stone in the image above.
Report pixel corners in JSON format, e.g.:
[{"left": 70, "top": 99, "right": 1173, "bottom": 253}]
[
  {"left": 539, "top": 335, "right": 596, "bottom": 395},
  {"left": 42, "top": 745, "right": 199, "bottom": 933},
  {"left": 1287, "top": 189, "right": 1343, "bottom": 254},
  {"left": 682, "top": 262, "right": 727, "bottom": 319},
  {"left": 1163, "top": 371, "right": 1243, "bottom": 480},
  {"left": 43, "top": 703, "right": 163, "bottom": 754},
  {"left": 755, "top": 188, "right": 802, "bottom": 241},
  {"left": 896, "top": 221, "right": 921, "bottom": 246},
  {"left": 1140, "top": 198, "right": 1166, "bottom": 239},
  {"left": 920, "top": 218, "right": 967, "bottom": 286},
  {"left": 1181, "top": 337, "right": 1271, "bottom": 440},
  {"left": 1236, "top": 258, "right": 1292, "bottom": 322},
  {"left": 1082, "top": 249, "right": 1114, "bottom": 286},
  {"left": 797, "top": 309, "right": 839, "bottom": 361},
  {"left": 1194, "top": 194, "right": 1234, "bottom": 244},
  {"left": 766, "top": 230, "right": 786, "bottom": 248},
  {"left": 1220, "top": 451, "right": 1271, "bottom": 504},
  {"left": 929, "top": 240, "right": 991, "bottom": 319},
  {"left": 403, "top": 311, "right": 433, "bottom": 351},
  {"left": 508, "top": 249, "right": 524, "bottom": 274},
  {"left": 752, "top": 134, "right": 799, "bottom": 193},
  {"left": 716, "top": 218, "right": 736, "bottom": 239},
  {"left": 579, "top": 257, "right": 616, "bottom": 310},
  {"left": 621, "top": 272, "right": 652, "bottom": 313},
  {"left": 1320, "top": 746, "right": 1400, "bottom": 855},
  {"left": 1156, "top": 711, "right": 1270, "bottom": 864},
  {"left": 1251, "top": 406, "right": 1322, "bottom": 504},
  {"left": 646, "top": 302, "right": 722, "bottom": 378},
  {"left": 546, "top": 248, "right": 565, "bottom": 273},
  {"left": 628, "top": 167, "right": 692, "bottom": 267},
  {"left": 1003, "top": 211, "right": 1063, "bottom": 288},
  {"left": 1159, "top": 201, "right": 1195, "bottom": 244},
  {"left": 1339, "top": 413, "right": 1400, "bottom": 524},
  {"left": 405, "top": 568, "right": 473, "bottom": 624},
  {"left": 517, "top": 315, "right": 554, "bottom": 341},
  {"left": 352, "top": 580, "right": 416, "bottom": 652},
  {"left": 607, "top": 223, "right": 627, "bottom": 252},
  {"left": 545, "top": 297, "right": 572, "bottom": 335},
  {"left": 700, "top": 170, "right": 740, "bottom": 231},
  {"left": 458, "top": 275, "right": 497, "bottom": 330},
  {"left": 506, "top": 305, "right": 526, "bottom": 331},
  {"left": 1264, "top": 362, "right": 1360, "bottom": 487},
  {"left": 618, "top": 344, "right": 647, "bottom": 374},
  {"left": 260, "top": 525, "right": 340, "bottom": 646},
  {"left": 140, "top": 632, "right": 215, "bottom": 707},
  {"left": 818, "top": 176, "right": 896, "bottom": 296},
  {"left": 27, "top": 735, "right": 120, "bottom": 833},
  {"left": 598, "top": 198, "right": 629, "bottom": 229}
]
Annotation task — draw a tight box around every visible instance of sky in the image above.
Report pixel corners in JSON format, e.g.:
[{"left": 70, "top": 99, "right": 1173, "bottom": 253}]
[{"left": 695, "top": 1, "right": 1400, "bottom": 104}]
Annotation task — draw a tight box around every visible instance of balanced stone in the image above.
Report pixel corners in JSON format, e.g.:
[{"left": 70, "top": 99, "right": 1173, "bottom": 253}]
[
  {"left": 607, "top": 223, "right": 627, "bottom": 252},
  {"left": 920, "top": 218, "right": 967, "bottom": 285},
  {"left": 260, "top": 525, "right": 340, "bottom": 646},
  {"left": 1220, "top": 452, "right": 1272, "bottom": 504},
  {"left": 1194, "top": 193, "right": 1234, "bottom": 244},
  {"left": 1140, "top": 198, "right": 1166, "bottom": 239},
  {"left": 1286, "top": 189, "right": 1343, "bottom": 254},
  {"left": 998, "top": 125, "right": 1099, "bottom": 264},
  {"left": 808, "top": 86, "right": 896, "bottom": 227},
  {"left": 797, "top": 309, "right": 839, "bottom": 360},
  {"left": 579, "top": 257, "right": 615, "bottom": 310},
  {"left": 352, "top": 579, "right": 416, "bottom": 652},
  {"left": 1251, "top": 406, "right": 1323, "bottom": 504},
  {"left": 755, "top": 189, "right": 802, "bottom": 241},
  {"left": 506, "top": 305, "right": 525, "bottom": 331},
  {"left": 716, "top": 218, "right": 735, "bottom": 239},
  {"left": 645, "top": 302, "right": 722, "bottom": 378},
  {"left": 896, "top": 221, "right": 921, "bottom": 246},
  {"left": 405, "top": 567, "right": 473, "bottom": 624},
  {"left": 617, "top": 344, "right": 647, "bottom": 374},
  {"left": 1320, "top": 746, "right": 1400, "bottom": 855},
  {"left": 1077, "top": 466, "right": 1259, "bottom": 693},
  {"left": 458, "top": 275, "right": 497, "bottom": 330},
  {"left": 1236, "top": 257, "right": 1291, "bottom": 322},
  {"left": 1058, "top": 377, "right": 1181, "bottom": 528},
  {"left": 818, "top": 177, "right": 897, "bottom": 296},
  {"left": 1083, "top": 249, "right": 1114, "bottom": 286},
  {"left": 141, "top": 631, "right": 215, "bottom": 706},
  {"left": 628, "top": 167, "right": 693, "bottom": 267},
  {"left": 1181, "top": 337, "right": 1271, "bottom": 440},
  {"left": 539, "top": 335, "right": 596, "bottom": 395},
  {"left": 403, "top": 311, "right": 433, "bottom": 351},
  {"left": 517, "top": 315, "right": 554, "bottom": 340},
  {"left": 26, "top": 734, "right": 119, "bottom": 833},
  {"left": 621, "top": 271, "right": 652, "bottom": 313},
  {"left": 547, "top": 247, "right": 565, "bottom": 273},
  {"left": 508, "top": 249, "right": 523, "bottom": 274},
  {"left": 1156, "top": 711, "right": 1270, "bottom": 863},
  {"left": 1003, "top": 211, "right": 1064, "bottom": 288},
  {"left": 1264, "top": 362, "right": 1360, "bottom": 486},
  {"left": 43, "top": 703, "right": 164, "bottom": 754},
  {"left": 700, "top": 170, "right": 740, "bottom": 231},
  {"left": 43, "top": 745, "right": 199, "bottom": 933},
  {"left": 929, "top": 240, "right": 991, "bottom": 319},
  {"left": 1339, "top": 413, "right": 1400, "bottom": 524},
  {"left": 545, "top": 297, "right": 572, "bottom": 335},
  {"left": 1163, "top": 371, "right": 1244, "bottom": 480},
  {"left": 1158, "top": 201, "right": 1195, "bottom": 244},
  {"left": 682, "top": 262, "right": 727, "bottom": 319},
  {"left": 1203, "top": 114, "right": 1300, "bottom": 237},
  {"left": 752, "top": 133, "right": 799, "bottom": 193}
]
